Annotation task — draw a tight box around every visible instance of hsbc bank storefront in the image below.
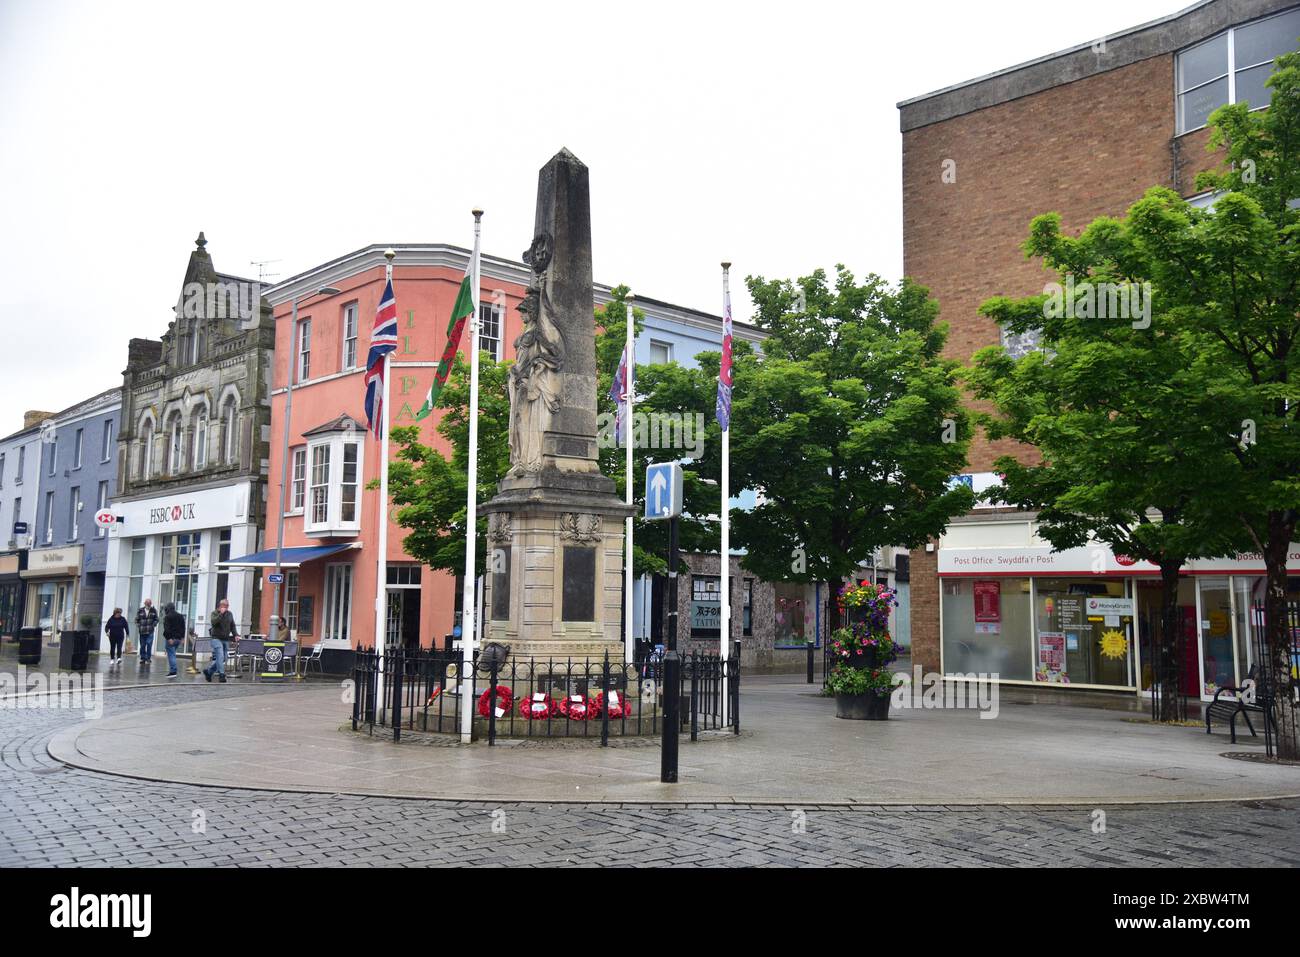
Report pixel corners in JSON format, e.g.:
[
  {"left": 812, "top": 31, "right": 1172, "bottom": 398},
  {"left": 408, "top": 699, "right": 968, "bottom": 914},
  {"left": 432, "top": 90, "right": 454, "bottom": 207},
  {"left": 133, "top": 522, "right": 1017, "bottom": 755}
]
[{"left": 100, "top": 481, "right": 261, "bottom": 653}]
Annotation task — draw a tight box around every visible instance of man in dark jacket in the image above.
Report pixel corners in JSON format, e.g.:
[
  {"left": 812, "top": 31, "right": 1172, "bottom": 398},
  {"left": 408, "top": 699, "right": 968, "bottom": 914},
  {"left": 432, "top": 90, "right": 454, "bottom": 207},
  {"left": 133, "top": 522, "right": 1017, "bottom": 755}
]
[
  {"left": 135, "top": 599, "right": 158, "bottom": 664},
  {"left": 203, "top": 599, "right": 238, "bottom": 684},
  {"left": 161, "top": 602, "right": 185, "bottom": 678}
]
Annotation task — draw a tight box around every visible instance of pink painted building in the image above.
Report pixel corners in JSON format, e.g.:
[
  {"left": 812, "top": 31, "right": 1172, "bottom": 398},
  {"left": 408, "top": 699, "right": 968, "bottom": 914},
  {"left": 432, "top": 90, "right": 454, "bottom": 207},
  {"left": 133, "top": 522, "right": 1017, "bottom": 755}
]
[{"left": 254, "top": 245, "right": 534, "bottom": 663}]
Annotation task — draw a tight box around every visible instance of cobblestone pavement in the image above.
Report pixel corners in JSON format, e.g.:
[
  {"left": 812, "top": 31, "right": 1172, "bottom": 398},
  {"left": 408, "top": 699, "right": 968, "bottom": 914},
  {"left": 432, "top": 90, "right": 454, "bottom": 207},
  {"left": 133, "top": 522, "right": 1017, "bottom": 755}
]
[{"left": 3, "top": 684, "right": 1299, "bottom": 867}]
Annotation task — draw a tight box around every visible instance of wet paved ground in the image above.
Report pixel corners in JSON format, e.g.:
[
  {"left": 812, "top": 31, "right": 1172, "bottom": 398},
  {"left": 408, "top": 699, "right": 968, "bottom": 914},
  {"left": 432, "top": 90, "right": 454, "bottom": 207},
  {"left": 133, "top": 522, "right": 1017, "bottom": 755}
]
[{"left": 3, "top": 682, "right": 1300, "bottom": 867}]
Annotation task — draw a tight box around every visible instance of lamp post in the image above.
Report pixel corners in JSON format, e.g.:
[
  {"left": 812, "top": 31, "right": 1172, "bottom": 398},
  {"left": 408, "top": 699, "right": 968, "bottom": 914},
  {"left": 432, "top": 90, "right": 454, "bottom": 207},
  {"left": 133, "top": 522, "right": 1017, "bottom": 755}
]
[{"left": 267, "top": 285, "right": 341, "bottom": 645}]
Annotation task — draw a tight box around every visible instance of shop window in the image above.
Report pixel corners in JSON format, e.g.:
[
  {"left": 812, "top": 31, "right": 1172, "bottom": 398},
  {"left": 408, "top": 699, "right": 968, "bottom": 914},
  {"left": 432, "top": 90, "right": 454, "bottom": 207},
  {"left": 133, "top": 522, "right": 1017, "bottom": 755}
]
[
  {"left": 1033, "top": 578, "right": 1134, "bottom": 687},
  {"left": 940, "top": 577, "right": 1034, "bottom": 681},
  {"left": 127, "top": 538, "right": 145, "bottom": 619},
  {"left": 774, "top": 583, "right": 807, "bottom": 646},
  {"left": 323, "top": 563, "right": 353, "bottom": 643},
  {"left": 215, "top": 529, "right": 231, "bottom": 607},
  {"left": 158, "top": 533, "right": 200, "bottom": 631},
  {"left": 284, "top": 570, "right": 300, "bottom": 632},
  {"left": 690, "top": 574, "right": 721, "bottom": 638}
]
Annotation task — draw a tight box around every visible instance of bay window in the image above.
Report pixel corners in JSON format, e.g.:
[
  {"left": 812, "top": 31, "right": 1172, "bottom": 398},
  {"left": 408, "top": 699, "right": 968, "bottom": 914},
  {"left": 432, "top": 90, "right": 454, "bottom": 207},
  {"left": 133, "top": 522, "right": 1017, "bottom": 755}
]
[{"left": 302, "top": 424, "right": 364, "bottom": 537}]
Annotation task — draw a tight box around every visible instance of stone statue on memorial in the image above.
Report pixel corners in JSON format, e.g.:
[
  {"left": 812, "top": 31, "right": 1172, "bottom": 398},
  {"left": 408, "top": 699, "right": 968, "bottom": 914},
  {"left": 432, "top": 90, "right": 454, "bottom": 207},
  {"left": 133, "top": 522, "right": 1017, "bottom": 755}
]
[{"left": 507, "top": 233, "right": 565, "bottom": 475}]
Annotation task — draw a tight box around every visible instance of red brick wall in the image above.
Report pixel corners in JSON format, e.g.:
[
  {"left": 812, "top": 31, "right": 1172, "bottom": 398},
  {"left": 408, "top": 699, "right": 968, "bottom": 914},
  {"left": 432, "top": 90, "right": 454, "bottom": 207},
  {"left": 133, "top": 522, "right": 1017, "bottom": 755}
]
[{"left": 901, "top": 53, "right": 1227, "bottom": 673}]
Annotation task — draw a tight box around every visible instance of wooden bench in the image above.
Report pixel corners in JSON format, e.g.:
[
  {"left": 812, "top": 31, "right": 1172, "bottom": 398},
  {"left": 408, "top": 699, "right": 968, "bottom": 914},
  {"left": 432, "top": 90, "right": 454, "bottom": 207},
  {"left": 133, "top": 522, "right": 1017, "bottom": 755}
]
[{"left": 1205, "top": 668, "right": 1271, "bottom": 744}]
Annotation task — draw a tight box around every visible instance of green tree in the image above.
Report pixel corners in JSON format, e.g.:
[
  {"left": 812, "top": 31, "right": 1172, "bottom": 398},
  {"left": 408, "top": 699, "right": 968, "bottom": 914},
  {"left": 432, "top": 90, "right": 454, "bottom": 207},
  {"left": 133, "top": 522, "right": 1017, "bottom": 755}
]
[
  {"left": 730, "top": 266, "right": 976, "bottom": 633},
  {"left": 967, "top": 218, "right": 1248, "bottom": 718},
  {"left": 968, "top": 48, "right": 1300, "bottom": 747}
]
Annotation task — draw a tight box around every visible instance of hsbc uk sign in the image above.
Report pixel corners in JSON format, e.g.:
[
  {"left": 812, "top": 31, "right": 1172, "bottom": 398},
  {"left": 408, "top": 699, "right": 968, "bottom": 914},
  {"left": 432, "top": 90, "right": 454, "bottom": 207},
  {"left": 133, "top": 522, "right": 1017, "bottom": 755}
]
[{"left": 148, "top": 503, "right": 197, "bottom": 526}]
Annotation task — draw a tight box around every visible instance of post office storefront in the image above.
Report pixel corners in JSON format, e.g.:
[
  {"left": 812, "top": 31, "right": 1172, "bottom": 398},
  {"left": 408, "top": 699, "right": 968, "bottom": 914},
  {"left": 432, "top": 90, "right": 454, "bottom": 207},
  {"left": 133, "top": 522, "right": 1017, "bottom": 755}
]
[
  {"left": 938, "top": 527, "right": 1300, "bottom": 700},
  {"left": 101, "top": 482, "right": 260, "bottom": 653},
  {"left": 21, "top": 546, "right": 84, "bottom": 639}
]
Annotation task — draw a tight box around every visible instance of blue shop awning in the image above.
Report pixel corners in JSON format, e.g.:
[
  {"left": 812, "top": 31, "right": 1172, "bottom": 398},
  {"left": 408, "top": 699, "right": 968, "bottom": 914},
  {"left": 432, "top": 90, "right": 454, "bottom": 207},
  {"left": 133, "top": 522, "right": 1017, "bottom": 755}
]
[{"left": 219, "top": 542, "right": 361, "bottom": 568}]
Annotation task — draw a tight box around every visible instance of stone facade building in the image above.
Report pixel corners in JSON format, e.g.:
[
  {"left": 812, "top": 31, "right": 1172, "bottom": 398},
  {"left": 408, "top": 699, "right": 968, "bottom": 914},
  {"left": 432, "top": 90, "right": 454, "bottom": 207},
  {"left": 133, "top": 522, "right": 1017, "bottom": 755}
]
[{"left": 99, "top": 234, "right": 274, "bottom": 650}]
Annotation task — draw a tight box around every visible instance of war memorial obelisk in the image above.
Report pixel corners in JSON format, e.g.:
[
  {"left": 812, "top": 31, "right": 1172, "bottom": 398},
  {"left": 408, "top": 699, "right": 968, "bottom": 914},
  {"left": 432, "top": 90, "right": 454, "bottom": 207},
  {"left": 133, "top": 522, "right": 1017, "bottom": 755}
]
[{"left": 482, "top": 149, "right": 633, "bottom": 661}]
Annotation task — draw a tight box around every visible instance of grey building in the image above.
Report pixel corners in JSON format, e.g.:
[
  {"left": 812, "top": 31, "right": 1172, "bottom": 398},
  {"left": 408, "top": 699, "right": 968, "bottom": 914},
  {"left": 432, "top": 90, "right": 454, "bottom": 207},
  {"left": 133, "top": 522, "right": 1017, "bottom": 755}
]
[
  {"left": 0, "top": 412, "right": 54, "bottom": 637},
  {"left": 100, "top": 233, "right": 274, "bottom": 651},
  {"left": 23, "top": 389, "right": 122, "bottom": 640}
]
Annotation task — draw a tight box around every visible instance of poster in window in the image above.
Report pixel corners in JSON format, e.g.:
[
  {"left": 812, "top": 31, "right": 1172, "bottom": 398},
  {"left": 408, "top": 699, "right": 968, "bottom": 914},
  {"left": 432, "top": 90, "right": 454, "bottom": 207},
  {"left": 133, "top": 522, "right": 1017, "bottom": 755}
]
[
  {"left": 973, "top": 580, "right": 1001, "bottom": 635},
  {"left": 1036, "top": 631, "right": 1067, "bottom": 683}
]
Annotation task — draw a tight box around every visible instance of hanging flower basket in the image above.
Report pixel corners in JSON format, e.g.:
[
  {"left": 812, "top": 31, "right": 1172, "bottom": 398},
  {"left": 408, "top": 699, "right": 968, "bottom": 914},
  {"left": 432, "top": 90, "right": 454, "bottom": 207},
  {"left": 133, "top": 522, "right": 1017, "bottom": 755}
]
[{"left": 828, "top": 581, "right": 898, "bottom": 720}]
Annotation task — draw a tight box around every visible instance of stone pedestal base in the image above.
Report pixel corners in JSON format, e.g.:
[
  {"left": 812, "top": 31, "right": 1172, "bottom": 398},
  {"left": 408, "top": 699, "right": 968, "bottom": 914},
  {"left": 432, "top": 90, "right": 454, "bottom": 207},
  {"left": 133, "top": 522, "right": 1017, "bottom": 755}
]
[{"left": 482, "top": 476, "right": 633, "bottom": 665}]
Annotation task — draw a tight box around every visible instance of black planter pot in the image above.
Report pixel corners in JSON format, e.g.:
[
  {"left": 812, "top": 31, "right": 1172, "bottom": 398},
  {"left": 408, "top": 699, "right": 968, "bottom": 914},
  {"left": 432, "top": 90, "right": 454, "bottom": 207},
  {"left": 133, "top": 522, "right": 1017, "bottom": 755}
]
[{"left": 834, "top": 692, "right": 891, "bottom": 720}]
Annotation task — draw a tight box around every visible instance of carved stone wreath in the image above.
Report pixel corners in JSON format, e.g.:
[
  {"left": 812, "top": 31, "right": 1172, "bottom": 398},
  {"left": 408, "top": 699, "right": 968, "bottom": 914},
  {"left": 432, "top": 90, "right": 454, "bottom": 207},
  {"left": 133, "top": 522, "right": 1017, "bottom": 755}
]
[
  {"left": 488, "top": 512, "right": 513, "bottom": 543},
  {"left": 557, "top": 512, "right": 602, "bottom": 543}
]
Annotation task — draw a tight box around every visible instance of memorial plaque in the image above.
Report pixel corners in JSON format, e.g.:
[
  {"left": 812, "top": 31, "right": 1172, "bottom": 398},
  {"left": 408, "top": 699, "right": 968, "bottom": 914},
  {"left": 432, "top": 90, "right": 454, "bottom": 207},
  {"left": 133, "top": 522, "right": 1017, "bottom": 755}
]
[
  {"left": 491, "top": 547, "right": 511, "bottom": 621},
  {"left": 561, "top": 546, "right": 596, "bottom": 622}
]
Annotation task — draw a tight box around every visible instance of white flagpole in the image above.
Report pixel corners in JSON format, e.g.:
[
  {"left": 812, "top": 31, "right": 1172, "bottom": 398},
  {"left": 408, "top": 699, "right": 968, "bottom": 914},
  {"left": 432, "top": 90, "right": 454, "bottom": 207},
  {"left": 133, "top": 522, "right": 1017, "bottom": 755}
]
[
  {"left": 624, "top": 293, "right": 635, "bottom": 665},
  {"left": 719, "top": 263, "right": 732, "bottom": 724},
  {"left": 459, "top": 209, "right": 484, "bottom": 744},
  {"left": 374, "top": 249, "right": 396, "bottom": 716}
]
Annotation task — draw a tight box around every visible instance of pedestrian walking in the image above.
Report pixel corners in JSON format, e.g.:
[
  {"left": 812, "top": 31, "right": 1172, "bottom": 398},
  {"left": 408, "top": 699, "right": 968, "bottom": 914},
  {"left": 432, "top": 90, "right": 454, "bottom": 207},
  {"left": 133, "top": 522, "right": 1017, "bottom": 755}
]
[
  {"left": 103, "top": 608, "right": 129, "bottom": 668},
  {"left": 203, "top": 599, "right": 238, "bottom": 684},
  {"left": 161, "top": 602, "right": 185, "bottom": 678},
  {"left": 135, "top": 598, "right": 158, "bottom": 664}
]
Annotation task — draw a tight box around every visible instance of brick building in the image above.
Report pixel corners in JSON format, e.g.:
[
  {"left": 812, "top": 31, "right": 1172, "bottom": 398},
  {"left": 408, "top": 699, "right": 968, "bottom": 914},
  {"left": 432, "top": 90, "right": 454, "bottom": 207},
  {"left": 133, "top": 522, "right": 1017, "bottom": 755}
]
[{"left": 899, "top": 0, "right": 1300, "bottom": 695}]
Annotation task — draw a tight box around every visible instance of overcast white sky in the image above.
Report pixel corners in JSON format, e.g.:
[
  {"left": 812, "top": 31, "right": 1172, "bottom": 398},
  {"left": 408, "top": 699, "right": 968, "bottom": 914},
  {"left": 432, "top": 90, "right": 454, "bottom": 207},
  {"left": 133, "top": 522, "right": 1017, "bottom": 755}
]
[{"left": 0, "top": 0, "right": 1182, "bottom": 429}]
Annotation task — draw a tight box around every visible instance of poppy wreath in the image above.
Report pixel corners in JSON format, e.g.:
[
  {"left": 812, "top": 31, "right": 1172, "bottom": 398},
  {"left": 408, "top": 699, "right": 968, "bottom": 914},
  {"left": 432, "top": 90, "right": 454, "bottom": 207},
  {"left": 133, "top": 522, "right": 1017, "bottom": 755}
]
[
  {"left": 477, "top": 685, "right": 514, "bottom": 719},
  {"left": 557, "top": 694, "right": 596, "bottom": 720},
  {"left": 592, "top": 689, "right": 633, "bottom": 719},
  {"left": 519, "top": 692, "right": 557, "bottom": 720}
]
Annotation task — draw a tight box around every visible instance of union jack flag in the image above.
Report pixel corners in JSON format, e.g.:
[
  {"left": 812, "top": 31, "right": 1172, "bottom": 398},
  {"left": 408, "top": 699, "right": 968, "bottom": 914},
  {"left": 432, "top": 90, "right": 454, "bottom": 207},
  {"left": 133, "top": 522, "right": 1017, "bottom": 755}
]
[
  {"left": 364, "top": 277, "right": 398, "bottom": 439},
  {"left": 609, "top": 343, "right": 633, "bottom": 446},
  {"left": 715, "top": 282, "right": 733, "bottom": 431}
]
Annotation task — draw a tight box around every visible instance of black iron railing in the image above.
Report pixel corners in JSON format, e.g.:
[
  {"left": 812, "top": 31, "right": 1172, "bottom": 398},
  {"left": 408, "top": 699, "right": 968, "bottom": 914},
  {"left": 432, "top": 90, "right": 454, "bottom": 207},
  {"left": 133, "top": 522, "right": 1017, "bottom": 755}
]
[{"left": 351, "top": 646, "right": 739, "bottom": 745}]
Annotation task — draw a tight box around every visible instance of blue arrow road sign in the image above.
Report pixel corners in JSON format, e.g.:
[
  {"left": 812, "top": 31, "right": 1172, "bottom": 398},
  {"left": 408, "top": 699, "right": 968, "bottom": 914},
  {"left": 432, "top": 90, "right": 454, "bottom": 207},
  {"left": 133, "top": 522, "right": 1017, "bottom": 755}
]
[{"left": 645, "top": 462, "right": 683, "bottom": 520}]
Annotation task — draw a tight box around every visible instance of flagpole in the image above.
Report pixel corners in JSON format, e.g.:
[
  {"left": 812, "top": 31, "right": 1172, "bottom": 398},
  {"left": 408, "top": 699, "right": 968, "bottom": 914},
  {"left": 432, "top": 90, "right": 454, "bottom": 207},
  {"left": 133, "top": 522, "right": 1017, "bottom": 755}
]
[
  {"left": 459, "top": 209, "right": 484, "bottom": 744},
  {"left": 719, "top": 262, "right": 732, "bottom": 725},
  {"left": 374, "top": 249, "right": 396, "bottom": 715},
  {"left": 623, "top": 293, "right": 635, "bottom": 665}
]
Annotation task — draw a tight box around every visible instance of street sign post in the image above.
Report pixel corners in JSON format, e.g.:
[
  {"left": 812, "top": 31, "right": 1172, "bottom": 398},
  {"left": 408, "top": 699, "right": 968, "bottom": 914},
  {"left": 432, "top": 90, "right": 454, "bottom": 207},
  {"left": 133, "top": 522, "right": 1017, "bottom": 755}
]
[
  {"left": 645, "top": 462, "right": 683, "bottom": 783},
  {"left": 645, "top": 462, "right": 682, "bottom": 521}
]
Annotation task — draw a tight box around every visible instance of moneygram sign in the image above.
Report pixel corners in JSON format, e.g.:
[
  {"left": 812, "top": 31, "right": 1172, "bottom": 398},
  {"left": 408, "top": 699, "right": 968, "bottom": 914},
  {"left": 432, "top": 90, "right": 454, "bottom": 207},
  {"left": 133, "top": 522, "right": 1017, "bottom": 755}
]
[{"left": 148, "top": 503, "right": 198, "bottom": 526}]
